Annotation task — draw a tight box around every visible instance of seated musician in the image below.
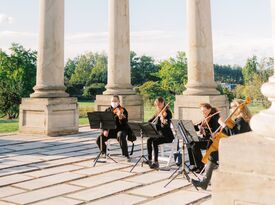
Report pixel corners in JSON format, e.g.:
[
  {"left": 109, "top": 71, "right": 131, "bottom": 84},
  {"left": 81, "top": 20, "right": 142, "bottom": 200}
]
[
  {"left": 96, "top": 95, "right": 131, "bottom": 161},
  {"left": 191, "top": 99, "right": 252, "bottom": 190},
  {"left": 145, "top": 97, "right": 174, "bottom": 169},
  {"left": 188, "top": 103, "right": 223, "bottom": 173}
]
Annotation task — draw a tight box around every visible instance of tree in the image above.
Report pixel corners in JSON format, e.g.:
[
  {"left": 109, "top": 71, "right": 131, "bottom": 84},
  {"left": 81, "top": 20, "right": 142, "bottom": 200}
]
[
  {"left": 0, "top": 44, "right": 37, "bottom": 119},
  {"left": 138, "top": 51, "right": 188, "bottom": 107},
  {"left": 242, "top": 55, "right": 258, "bottom": 85},
  {"left": 65, "top": 52, "right": 108, "bottom": 99},
  {"left": 157, "top": 52, "right": 187, "bottom": 96},
  {"left": 214, "top": 64, "right": 243, "bottom": 84},
  {"left": 130, "top": 51, "right": 159, "bottom": 86}
]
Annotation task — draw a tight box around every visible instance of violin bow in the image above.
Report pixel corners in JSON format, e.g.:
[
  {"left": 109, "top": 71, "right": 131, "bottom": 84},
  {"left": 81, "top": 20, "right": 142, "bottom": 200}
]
[{"left": 151, "top": 102, "right": 170, "bottom": 124}]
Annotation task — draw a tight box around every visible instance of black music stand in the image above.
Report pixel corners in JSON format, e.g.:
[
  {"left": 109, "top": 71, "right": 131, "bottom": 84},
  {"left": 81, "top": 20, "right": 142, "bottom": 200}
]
[
  {"left": 87, "top": 111, "right": 117, "bottom": 167},
  {"left": 129, "top": 122, "right": 159, "bottom": 172},
  {"left": 164, "top": 120, "right": 200, "bottom": 189}
]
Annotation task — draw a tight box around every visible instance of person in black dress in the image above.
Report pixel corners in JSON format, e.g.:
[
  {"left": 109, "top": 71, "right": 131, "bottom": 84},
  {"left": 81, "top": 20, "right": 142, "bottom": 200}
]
[
  {"left": 145, "top": 97, "right": 174, "bottom": 169},
  {"left": 96, "top": 95, "right": 131, "bottom": 161},
  {"left": 188, "top": 103, "right": 222, "bottom": 172},
  {"left": 191, "top": 99, "right": 252, "bottom": 190}
]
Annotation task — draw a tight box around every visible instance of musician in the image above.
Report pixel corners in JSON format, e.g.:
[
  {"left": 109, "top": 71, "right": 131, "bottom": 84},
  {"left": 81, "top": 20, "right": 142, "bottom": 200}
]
[
  {"left": 96, "top": 95, "right": 131, "bottom": 161},
  {"left": 191, "top": 99, "right": 252, "bottom": 190},
  {"left": 227, "top": 99, "right": 252, "bottom": 135},
  {"left": 145, "top": 97, "right": 174, "bottom": 169},
  {"left": 188, "top": 103, "right": 223, "bottom": 173}
]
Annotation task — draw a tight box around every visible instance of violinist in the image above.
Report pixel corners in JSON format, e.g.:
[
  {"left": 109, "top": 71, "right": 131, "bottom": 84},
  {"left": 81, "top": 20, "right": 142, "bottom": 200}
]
[
  {"left": 191, "top": 99, "right": 252, "bottom": 190},
  {"left": 188, "top": 103, "right": 223, "bottom": 173},
  {"left": 145, "top": 97, "right": 174, "bottom": 169},
  {"left": 96, "top": 95, "right": 131, "bottom": 161}
]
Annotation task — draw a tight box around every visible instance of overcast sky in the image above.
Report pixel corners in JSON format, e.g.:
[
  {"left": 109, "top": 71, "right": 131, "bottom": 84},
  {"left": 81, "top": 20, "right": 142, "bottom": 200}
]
[{"left": 0, "top": 0, "right": 273, "bottom": 66}]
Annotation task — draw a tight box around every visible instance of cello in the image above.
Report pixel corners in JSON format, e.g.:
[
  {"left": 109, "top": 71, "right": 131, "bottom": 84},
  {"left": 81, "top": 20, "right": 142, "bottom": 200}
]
[{"left": 201, "top": 97, "right": 251, "bottom": 164}]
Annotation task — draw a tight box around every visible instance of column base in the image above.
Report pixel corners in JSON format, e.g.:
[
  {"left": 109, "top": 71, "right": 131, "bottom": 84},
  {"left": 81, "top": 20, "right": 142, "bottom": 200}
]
[
  {"left": 19, "top": 97, "right": 79, "bottom": 136},
  {"left": 96, "top": 94, "right": 144, "bottom": 121},
  {"left": 103, "top": 86, "right": 136, "bottom": 95},
  {"left": 174, "top": 95, "right": 229, "bottom": 122},
  {"left": 212, "top": 131, "right": 275, "bottom": 205}
]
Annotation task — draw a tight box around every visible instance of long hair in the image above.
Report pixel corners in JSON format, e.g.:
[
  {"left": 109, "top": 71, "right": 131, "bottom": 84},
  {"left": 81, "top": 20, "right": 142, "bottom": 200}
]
[
  {"left": 154, "top": 97, "right": 169, "bottom": 113},
  {"left": 232, "top": 99, "right": 252, "bottom": 122}
]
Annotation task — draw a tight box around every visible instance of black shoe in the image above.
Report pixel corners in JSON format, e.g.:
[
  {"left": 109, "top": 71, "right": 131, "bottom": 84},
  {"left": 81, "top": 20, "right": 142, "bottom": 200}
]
[
  {"left": 144, "top": 160, "right": 152, "bottom": 166},
  {"left": 191, "top": 179, "right": 208, "bottom": 190},
  {"left": 149, "top": 162, "right": 159, "bottom": 170}
]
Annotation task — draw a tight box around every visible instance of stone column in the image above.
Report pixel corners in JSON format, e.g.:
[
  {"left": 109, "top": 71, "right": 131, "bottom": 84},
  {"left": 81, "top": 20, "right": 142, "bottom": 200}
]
[
  {"left": 174, "top": 0, "right": 228, "bottom": 122},
  {"left": 96, "top": 0, "right": 143, "bottom": 121},
  {"left": 30, "top": 0, "right": 68, "bottom": 98},
  {"left": 19, "top": 0, "right": 79, "bottom": 136},
  {"left": 212, "top": 1, "right": 275, "bottom": 204}
]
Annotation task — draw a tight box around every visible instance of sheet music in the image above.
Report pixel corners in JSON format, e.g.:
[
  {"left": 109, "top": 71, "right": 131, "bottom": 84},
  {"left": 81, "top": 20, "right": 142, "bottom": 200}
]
[{"left": 181, "top": 120, "right": 200, "bottom": 142}]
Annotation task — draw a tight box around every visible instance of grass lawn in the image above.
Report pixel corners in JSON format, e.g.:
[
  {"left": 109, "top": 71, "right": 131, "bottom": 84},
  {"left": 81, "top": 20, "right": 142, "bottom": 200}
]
[
  {"left": 0, "top": 119, "right": 19, "bottom": 133},
  {"left": 248, "top": 103, "right": 266, "bottom": 115},
  {"left": 0, "top": 101, "right": 267, "bottom": 133}
]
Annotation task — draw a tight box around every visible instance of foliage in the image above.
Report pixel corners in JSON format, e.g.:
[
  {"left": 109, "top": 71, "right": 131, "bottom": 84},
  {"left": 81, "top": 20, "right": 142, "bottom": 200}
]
[
  {"left": 65, "top": 52, "right": 107, "bottom": 98},
  {"left": 234, "top": 56, "right": 273, "bottom": 108},
  {"left": 242, "top": 55, "right": 258, "bottom": 85},
  {"left": 217, "top": 84, "right": 235, "bottom": 103},
  {"left": 138, "top": 52, "right": 188, "bottom": 107},
  {"left": 130, "top": 51, "right": 159, "bottom": 86},
  {"left": 214, "top": 64, "right": 243, "bottom": 84},
  {"left": 0, "top": 44, "right": 37, "bottom": 119}
]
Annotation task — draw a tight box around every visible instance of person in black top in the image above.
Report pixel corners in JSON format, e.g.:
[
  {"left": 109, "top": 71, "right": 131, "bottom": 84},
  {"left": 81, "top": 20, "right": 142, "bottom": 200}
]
[
  {"left": 96, "top": 95, "right": 131, "bottom": 161},
  {"left": 191, "top": 99, "right": 252, "bottom": 190},
  {"left": 145, "top": 97, "right": 174, "bottom": 169},
  {"left": 227, "top": 99, "right": 252, "bottom": 135},
  {"left": 188, "top": 103, "right": 222, "bottom": 172}
]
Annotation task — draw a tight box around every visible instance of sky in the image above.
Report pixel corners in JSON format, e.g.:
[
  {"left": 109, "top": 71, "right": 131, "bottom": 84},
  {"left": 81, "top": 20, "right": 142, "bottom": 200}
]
[{"left": 0, "top": 0, "right": 273, "bottom": 66}]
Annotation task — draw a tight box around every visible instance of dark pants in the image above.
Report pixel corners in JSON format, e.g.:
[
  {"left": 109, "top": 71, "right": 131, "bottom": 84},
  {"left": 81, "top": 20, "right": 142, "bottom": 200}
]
[
  {"left": 96, "top": 130, "right": 129, "bottom": 157},
  {"left": 147, "top": 136, "right": 173, "bottom": 162},
  {"left": 188, "top": 140, "right": 209, "bottom": 169}
]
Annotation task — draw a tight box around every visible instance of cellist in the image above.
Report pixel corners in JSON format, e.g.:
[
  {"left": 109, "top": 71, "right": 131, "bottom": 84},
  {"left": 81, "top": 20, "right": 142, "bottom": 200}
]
[{"left": 191, "top": 98, "right": 252, "bottom": 190}]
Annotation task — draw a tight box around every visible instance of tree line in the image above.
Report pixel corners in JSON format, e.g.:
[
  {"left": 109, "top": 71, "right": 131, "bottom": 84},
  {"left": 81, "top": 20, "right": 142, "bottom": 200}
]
[{"left": 0, "top": 44, "right": 273, "bottom": 119}]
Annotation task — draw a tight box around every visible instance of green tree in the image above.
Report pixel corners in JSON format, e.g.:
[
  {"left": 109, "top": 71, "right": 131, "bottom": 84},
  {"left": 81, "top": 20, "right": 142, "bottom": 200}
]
[
  {"left": 242, "top": 55, "right": 258, "bottom": 85},
  {"left": 0, "top": 44, "right": 37, "bottom": 119},
  {"left": 214, "top": 64, "right": 243, "bottom": 84},
  {"left": 157, "top": 52, "right": 187, "bottom": 96},
  {"left": 65, "top": 52, "right": 108, "bottom": 99},
  {"left": 138, "top": 51, "right": 188, "bottom": 107},
  {"left": 130, "top": 51, "right": 159, "bottom": 86}
]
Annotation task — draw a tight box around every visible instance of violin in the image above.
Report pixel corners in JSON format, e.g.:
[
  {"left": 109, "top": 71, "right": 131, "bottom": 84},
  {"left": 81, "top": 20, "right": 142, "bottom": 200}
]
[{"left": 113, "top": 107, "right": 125, "bottom": 119}]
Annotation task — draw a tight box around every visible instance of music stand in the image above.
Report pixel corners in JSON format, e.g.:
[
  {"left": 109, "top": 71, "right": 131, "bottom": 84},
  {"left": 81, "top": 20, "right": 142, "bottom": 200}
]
[
  {"left": 129, "top": 122, "right": 159, "bottom": 172},
  {"left": 164, "top": 120, "right": 200, "bottom": 189},
  {"left": 87, "top": 111, "right": 117, "bottom": 167}
]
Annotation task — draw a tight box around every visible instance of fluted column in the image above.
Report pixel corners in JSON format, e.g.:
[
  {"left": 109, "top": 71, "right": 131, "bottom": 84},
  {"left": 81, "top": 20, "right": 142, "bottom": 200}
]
[
  {"left": 184, "top": 0, "right": 219, "bottom": 95},
  {"left": 103, "top": 0, "right": 135, "bottom": 95},
  {"left": 31, "top": 0, "right": 68, "bottom": 98}
]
